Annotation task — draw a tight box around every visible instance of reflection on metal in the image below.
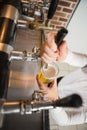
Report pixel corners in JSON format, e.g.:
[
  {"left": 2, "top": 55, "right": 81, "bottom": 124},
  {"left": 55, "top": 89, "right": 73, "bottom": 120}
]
[
  {"left": 0, "top": 90, "right": 54, "bottom": 115},
  {"left": 0, "top": 93, "right": 82, "bottom": 116},
  {"left": 8, "top": 29, "right": 42, "bottom": 100},
  {"left": 17, "top": 20, "right": 54, "bottom": 30},
  {"left": 0, "top": 5, "right": 19, "bottom": 22},
  {"left": 0, "top": 113, "right": 4, "bottom": 128},
  {"left": 0, "top": 43, "right": 13, "bottom": 54},
  {"left": 10, "top": 46, "right": 40, "bottom": 61},
  {"left": 21, "top": 0, "right": 50, "bottom": 21}
]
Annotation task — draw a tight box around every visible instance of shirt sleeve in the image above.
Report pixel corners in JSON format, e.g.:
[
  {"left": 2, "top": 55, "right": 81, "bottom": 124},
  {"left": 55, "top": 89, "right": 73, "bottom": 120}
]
[
  {"left": 64, "top": 50, "right": 87, "bottom": 67},
  {"left": 49, "top": 107, "right": 87, "bottom": 126}
]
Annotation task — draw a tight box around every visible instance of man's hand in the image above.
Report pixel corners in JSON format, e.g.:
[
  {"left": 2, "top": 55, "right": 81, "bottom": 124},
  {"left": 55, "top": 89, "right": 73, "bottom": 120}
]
[
  {"left": 36, "top": 75, "right": 59, "bottom": 101},
  {"left": 40, "top": 32, "right": 58, "bottom": 64},
  {"left": 57, "top": 40, "right": 68, "bottom": 62},
  {"left": 39, "top": 32, "right": 68, "bottom": 64}
]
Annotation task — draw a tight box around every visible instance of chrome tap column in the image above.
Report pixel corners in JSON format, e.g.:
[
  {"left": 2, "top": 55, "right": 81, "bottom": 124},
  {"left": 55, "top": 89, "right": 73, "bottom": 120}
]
[{"left": 0, "top": 0, "right": 20, "bottom": 100}]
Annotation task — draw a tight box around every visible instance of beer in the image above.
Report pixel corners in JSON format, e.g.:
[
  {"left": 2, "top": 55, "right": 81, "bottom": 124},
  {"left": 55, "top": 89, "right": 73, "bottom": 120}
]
[{"left": 38, "top": 62, "right": 59, "bottom": 84}]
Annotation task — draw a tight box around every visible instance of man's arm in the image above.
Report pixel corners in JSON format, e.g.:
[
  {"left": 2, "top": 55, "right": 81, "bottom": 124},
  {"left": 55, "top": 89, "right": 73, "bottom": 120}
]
[
  {"left": 64, "top": 50, "right": 87, "bottom": 67},
  {"left": 39, "top": 32, "right": 87, "bottom": 67},
  {"left": 50, "top": 107, "right": 87, "bottom": 126}
]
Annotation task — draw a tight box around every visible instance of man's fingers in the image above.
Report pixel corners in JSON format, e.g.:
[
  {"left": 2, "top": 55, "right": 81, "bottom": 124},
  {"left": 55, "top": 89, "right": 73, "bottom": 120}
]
[
  {"left": 36, "top": 75, "right": 42, "bottom": 87},
  {"left": 44, "top": 44, "right": 58, "bottom": 58},
  {"left": 58, "top": 40, "right": 67, "bottom": 52},
  {"left": 46, "top": 32, "right": 58, "bottom": 52},
  {"left": 56, "top": 40, "right": 68, "bottom": 61},
  {"left": 41, "top": 53, "right": 57, "bottom": 64},
  {"left": 36, "top": 75, "right": 48, "bottom": 90}
]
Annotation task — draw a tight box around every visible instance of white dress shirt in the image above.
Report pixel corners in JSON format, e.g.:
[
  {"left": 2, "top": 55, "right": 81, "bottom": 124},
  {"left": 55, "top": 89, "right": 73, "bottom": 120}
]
[{"left": 50, "top": 51, "right": 87, "bottom": 126}]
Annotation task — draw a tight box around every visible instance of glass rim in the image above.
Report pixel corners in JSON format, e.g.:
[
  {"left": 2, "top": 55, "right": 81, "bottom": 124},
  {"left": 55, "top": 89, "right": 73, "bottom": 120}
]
[{"left": 41, "top": 62, "right": 59, "bottom": 80}]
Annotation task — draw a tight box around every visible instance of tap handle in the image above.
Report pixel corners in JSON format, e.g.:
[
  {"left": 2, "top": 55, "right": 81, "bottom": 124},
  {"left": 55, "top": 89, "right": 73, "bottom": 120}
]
[
  {"left": 47, "top": 0, "right": 59, "bottom": 20},
  {"left": 46, "top": 0, "right": 59, "bottom": 26},
  {"left": 54, "top": 94, "right": 82, "bottom": 108},
  {"left": 55, "top": 27, "right": 68, "bottom": 46}
]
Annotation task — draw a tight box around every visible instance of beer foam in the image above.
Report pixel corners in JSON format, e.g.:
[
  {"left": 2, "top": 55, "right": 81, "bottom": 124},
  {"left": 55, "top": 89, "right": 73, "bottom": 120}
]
[{"left": 43, "top": 65, "right": 57, "bottom": 78}]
